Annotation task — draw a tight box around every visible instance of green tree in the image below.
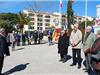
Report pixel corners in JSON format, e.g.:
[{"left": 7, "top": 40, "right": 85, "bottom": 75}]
[
  {"left": 0, "top": 13, "right": 19, "bottom": 32},
  {"left": 0, "top": 20, "right": 15, "bottom": 33},
  {"left": 67, "top": 0, "right": 74, "bottom": 30},
  {"left": 0, "top": 13, "right": 18, "bottom": 25},
  {"left": 18, "top": 11, "right": 31, "bottom": 33}
]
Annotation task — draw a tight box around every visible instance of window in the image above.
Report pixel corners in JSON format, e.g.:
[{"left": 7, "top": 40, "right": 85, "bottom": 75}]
[
  {"left": 30, "top": 18, "right": 34, "bottom": 21},
  {"left": 37, "top": 18, "right": 43, "bottom": 21},
  {"left": 45, "top": 23, "right": 50, "bottom": 26},
  {"left": 45, "top": 19, "right": 50, "bottom": 22},
  {"left": 37, "top": 14, "right": 43, "bottom": 17},
  {"left": 45, "top": 15, "right": 50, "bottom": 18},
  {"left": 37, "top": 23, "right": 43, "bottom": 26},
  {"left": 29, "top": 13, "right": 35, "bottom": 16}
]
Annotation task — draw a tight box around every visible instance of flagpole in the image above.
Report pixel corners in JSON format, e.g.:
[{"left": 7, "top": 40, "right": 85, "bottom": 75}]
[
  {"left": 59, "top": 0, "right": 62, "bottom": 29},
  {"left": 85, "top": 0, "right": 87, "bottom": 34}
]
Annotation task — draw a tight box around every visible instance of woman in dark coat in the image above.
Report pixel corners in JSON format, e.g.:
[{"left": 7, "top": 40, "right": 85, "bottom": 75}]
[{"left": 58, "top": 30, "right": 69, "bottom": 63}]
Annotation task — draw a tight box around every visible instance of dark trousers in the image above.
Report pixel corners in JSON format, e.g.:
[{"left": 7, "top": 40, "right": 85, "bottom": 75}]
[
  {"left": 84, "top": 53, "right": 92, "bottom": 70},
  {"left": 17, "top": 39, "right": 20, "bottom": 46},
  {"left": 60, "top": 53, "right": 64, "bottom": 59},
  {"left": 0, "top": 56, "right": 4, "bottom": 74},
  {"left": 96, "top": 70, "right": 100, "bottom": 75},
  {"left": 72, "top": 48, "right": 81, "bottom": 66}
]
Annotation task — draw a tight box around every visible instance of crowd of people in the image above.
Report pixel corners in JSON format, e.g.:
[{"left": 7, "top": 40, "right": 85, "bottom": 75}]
[
  {"left": 57, "top": 23, "right": 100, "bottom": 75},
  {"left": 0, "top": 23, "right": 100, "bottom": 75},
  {"left": 7, "top": 30, "right": 44, "bottom": 51}
]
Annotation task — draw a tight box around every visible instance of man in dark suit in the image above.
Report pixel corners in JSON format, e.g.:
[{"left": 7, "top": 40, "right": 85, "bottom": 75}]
[{"left": 0, "top": 28, "right": 10, "bottom": 75}]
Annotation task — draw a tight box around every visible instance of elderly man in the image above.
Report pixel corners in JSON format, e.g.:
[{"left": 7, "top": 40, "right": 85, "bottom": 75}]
[
  {"left": 70, "top": 23, "right": 82, "bottom": 69},
  {"left": 83, "top": 26, "right": 97, "bottom": 72},
  {"left": 0, "top": 28, "right": 10, "bottom": 75}
]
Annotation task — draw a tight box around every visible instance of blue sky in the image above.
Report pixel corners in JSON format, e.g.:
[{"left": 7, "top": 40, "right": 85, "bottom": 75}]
[{"left": 0, "top": 0, "right": 100, "bottom": 18}]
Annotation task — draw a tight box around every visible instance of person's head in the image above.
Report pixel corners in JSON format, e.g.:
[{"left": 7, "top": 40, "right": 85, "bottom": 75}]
[
  {"left": 65, "top": 29, "right": 69, "bottom": 34},
  {"left": 86, "top": 26, "right": 92, "bottom": 33},
  {"left": 12, "top": 30, "right": 15, "bottom": 34},
  {"left": 60, "top": 30, "right": 65, "bottom": 36},
  {"left": 97, "top": 30, "right": 100, "bottom": 38},
  {"left": 73, "top": 23, "right": 79, "bottom": 31},
  {"left": 0, "top": 28, "right": 6, "bottom": 36}
]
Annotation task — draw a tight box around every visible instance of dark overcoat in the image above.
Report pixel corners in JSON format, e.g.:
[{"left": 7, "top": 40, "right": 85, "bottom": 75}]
[
  {"left": 0, "top": 35, "right": 10, "bottom": 57},
  {"left": 58, "top": 34, "right": 69, "bottom": 55}
]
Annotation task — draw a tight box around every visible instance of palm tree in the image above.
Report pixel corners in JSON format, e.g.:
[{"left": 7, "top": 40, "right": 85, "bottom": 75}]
[{"left": 18, "top": 11, "right": 30, "bottom": 33}]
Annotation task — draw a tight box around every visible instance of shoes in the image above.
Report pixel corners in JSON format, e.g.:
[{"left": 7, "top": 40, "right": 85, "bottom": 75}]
[
  {"left": 77, "top": 65, "right": 81, "bottom": 69},
  {"left": 85, "top": 68, "right": 92, "bottom": 73},
  {"left": 70, "top": 63, "right": 76, "bottom": 66},
  {"left": 62, "top": 58, "right": 66, "bottom": 63},
  {"left": 59, "top": 59, "right": 63, "bottom": 62},
  {"left": 0, "top": 73, "right": 4, "bottom": 75}
]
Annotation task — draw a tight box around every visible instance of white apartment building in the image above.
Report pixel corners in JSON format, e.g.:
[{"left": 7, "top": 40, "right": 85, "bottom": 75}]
[
  {"left": 23, "top": 10, "right": 94, "bottom": 31},
  {"left": 23, "top": 10, "right": 67, "bottom": 31}
]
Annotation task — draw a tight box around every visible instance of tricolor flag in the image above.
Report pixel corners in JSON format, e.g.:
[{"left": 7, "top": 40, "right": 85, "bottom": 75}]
[{"left": 60, "top": 0, "right": 62, "bottom": 8}]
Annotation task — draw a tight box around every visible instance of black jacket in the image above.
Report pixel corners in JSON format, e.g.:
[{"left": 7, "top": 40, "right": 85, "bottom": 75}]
[
  {"left": 58, "top": 34, "right": 69, "bottom": 54},
  {"left": 0, "top": 35, "right": 10, "bottom": 57}
]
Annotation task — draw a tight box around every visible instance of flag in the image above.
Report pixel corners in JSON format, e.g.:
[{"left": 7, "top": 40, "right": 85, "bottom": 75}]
[
  {"left": 52, "top": 30, "right": 59, "bottom": 43},
  {"left": 60, "top": 0, "right": 62, "bottom": 8},
  {"left": 96, "top": 17, "right": 100, "bottom": 26}
]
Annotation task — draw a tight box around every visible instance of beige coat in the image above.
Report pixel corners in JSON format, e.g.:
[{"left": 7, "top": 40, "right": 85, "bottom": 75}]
[{"left": 70, "top": 29, "right": 82, "bottom": 49}]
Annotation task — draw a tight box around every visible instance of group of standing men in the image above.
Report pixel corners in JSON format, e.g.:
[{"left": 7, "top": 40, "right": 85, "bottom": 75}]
[
  {"left": 8, "top": 30, "right": 44, "bottom": 51},
  {"left": 58, "top": 23, "right": 100, "bottom": 75}
]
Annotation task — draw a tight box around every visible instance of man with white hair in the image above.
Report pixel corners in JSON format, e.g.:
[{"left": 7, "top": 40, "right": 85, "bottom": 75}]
[
  {"left": 0, "top": 28, "right": 10, "bottom": 75},
  {"left": 70, "top": 23, "right": 82, "bottom": 69},
  {"left": 83, "top": 26, "right": 97, "bottom": 72}
]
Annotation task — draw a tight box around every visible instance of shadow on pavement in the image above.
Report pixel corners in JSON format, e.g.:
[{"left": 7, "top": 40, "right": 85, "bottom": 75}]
[
  {"left": 62, "top": 55, "right": 72, "bottom": 63},
  {"left": 31, "top": 41, "right": 48, "bottom": 45},
  {"left": 3, "top": 63, "right": 29, "bottom": 75},
  {"left": 15, "top": 48, "right": 25, "bottom": 51},
  {"left": 66, "top": 55, "right": 72, "bottom": 61}
]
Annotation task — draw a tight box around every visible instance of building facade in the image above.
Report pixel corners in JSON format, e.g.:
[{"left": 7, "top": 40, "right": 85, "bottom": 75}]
[
  {"left": 23, "top": 10, "right": 94, "bottom": 31},
  {"left": 23, "top": 10, "right": 67, "bottom": 31}
]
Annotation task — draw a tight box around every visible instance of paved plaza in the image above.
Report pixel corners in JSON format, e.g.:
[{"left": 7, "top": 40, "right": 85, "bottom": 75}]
[{"left": 2, "top": 37, "right": 90, "bottom": 75}]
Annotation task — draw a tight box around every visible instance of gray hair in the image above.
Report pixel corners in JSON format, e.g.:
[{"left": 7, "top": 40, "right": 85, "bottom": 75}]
[{"left": 86, "top": 26, "right": 92, "bottom": 30}]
